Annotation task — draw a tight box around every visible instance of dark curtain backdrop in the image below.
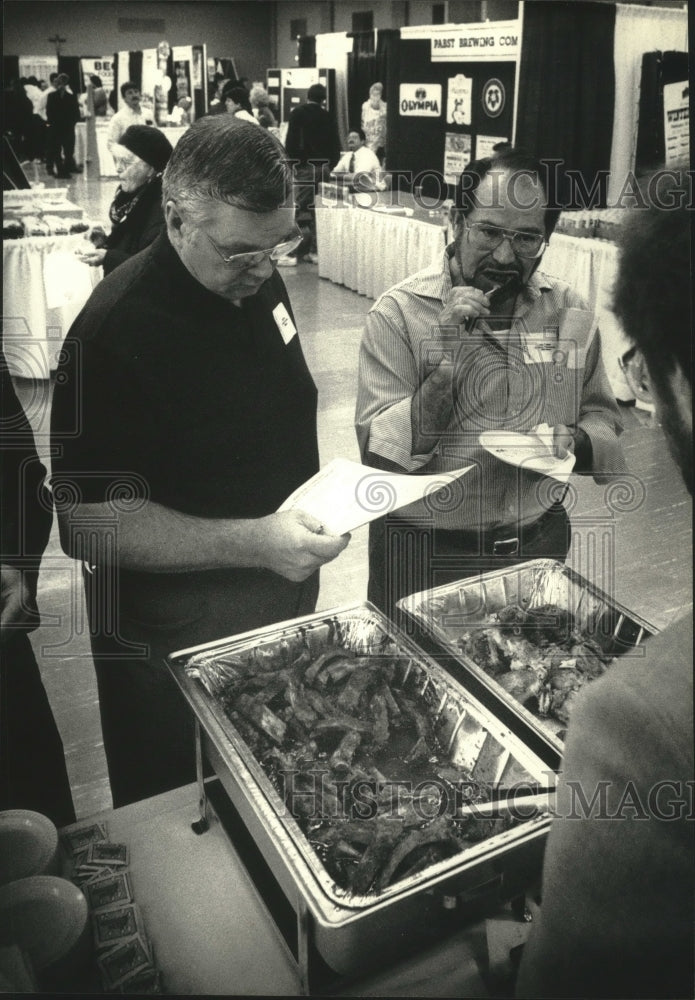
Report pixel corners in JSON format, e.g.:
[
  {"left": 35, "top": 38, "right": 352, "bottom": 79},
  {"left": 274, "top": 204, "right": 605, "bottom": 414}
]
[
  {"left": 58, "top": 56, "right": 81, "bottom": 91},
  {"left": 347, "top": 32, "right": 376, "bottom": 135},
  {"left": 516, "top": 1, "right": 616, "bottom": 208},
  {"left": 298, "top": 36, "right": 316, "bottom": 68},
  {"left": 4, "top": 56, "right": 20, "bottom": 83},
  {"left": 377, "top": 29, "right": 400, "bottom": 170},
  {"left": 109, "top": 52, "right": 118, "bottom": 112}
]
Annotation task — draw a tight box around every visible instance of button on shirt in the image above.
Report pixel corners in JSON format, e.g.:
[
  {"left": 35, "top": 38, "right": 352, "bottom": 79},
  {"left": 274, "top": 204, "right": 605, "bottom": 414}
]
[{"left": 355, "top": 248, "right": 628, "bottom": 531}]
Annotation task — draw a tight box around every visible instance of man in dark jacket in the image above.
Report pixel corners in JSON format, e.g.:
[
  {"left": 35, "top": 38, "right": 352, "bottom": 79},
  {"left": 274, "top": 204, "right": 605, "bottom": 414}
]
[
  {"left": 1, "top": 347, "right": 76, "bottom": 826},
  {"left": 277, "top": 82, "right": 340, "bottom": 266},
  {"left": 516, "top": 171, "right": 693, "bottom": 999},
  {"left": 45, "top": 73, "right": 81, "bottom": 177}
]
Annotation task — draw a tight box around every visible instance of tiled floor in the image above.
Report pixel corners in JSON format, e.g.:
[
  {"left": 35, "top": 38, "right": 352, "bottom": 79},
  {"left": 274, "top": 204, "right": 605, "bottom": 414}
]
[{"left": 13, "top": 167, "right": 693, "bottom": 819}]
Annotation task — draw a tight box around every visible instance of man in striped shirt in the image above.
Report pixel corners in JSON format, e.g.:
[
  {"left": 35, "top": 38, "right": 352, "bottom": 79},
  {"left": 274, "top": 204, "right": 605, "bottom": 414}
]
[{"left": 356, "top": 149, "right": 627, "bottom": 616}]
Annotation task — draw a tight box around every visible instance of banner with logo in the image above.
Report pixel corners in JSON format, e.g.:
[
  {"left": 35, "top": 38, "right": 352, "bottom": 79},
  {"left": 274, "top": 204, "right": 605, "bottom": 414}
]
[
  {"left": 80, "top": 57, "right": 115, "bottom": 103},
  {"left": 446, "top": 74, "right": 472, "bottom": 126},
  {"left": 399, "top": 84, "right": 442, "bottom": 117}
]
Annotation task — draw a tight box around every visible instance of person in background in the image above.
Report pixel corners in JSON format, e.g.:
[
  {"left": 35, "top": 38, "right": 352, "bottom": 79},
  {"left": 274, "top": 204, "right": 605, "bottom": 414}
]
[
  {"left": 516, "top": 172, "right": 693, "bottom": 999},
  {"left": 45, "top": 73, "right": 81, "bottom": 177},
  {"left": 106, "top": 82, "right": 152, "bottom": 153},
  {"left": 50, "top": 117, "right": 350, "bottom": 808},
  {"left": 223, "top": 84, "right": 257, "bottom": 124},
  {"left": 361, "top": 81, "right": 387, "bottom": 162},
  {"left": 207, "top": 74, "right": 229, "bottom": 115},
  {"left": 169, "top": 96, "right": 192, "bottom": 127},
  {"left": 249, "top": 84, "right": 277, "bottom": 129},
  {"left": 23, "top": 76, "right": 47, "bottom": 162},
  {"left": 1, "top": 347, "right": 76, "bottom": 827},
  {"left": 3, "top": 78, "right": 33, "bottom": 164},
  {"left": 331, "top": 127, "right": 385, "bottom": 191},
  {"left": 77, "top": 125, "right": 172, "bottom": 277},
  {"left": 355, "top": 148, "right": 627, "bottom": 619},
  {"left": 90, "top": 74, "right": 108, "bottom": 117},
  {"left": 278, "top": 82, "right": 340, "bottom": 267}
]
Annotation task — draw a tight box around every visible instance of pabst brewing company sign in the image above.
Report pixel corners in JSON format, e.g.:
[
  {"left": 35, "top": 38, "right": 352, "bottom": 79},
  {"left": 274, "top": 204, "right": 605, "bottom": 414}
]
[{"left": 399, "top": 84, "right": 442, "bottom": 117}]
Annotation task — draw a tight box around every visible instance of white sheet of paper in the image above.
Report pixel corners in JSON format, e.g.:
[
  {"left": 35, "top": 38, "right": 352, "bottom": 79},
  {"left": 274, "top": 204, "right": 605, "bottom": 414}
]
[{"left": 277, "top": 458, "right": 474, "bottom": 535}]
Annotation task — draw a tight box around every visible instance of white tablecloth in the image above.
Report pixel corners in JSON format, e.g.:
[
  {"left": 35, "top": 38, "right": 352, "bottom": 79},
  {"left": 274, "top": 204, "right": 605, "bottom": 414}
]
[
  {"left": 3, "top": 235, "right": 101, "bottom": 379},
  {"left": 316, "top": 202, "right": 447, "bottom": 301},
  {"left": 542, "top": 233, "right": 632, "bottom": 400},
  {"left": 95, "top": 121, "right": 189, "bottom": 176}
]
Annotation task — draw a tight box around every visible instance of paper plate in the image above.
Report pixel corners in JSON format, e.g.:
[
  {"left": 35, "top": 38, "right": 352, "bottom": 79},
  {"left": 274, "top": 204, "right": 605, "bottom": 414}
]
[
  {"left": 0, "top": 876, "right": 88, "bottom": 971},
  {"left": 479, "top": 430, "right": 576, "bottom": 481},
  {"left": 0, "top": 812, "right": 59, "bottom": 887}
]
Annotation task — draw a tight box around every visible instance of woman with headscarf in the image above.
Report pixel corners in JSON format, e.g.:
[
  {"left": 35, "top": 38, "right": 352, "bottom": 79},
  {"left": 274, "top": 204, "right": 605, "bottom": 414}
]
[
  {"left": 223, "top": 84, "right": 258, "bottom": 124},
  {"left": 77, "top": 125, "right": 173, "bottom": 276}
]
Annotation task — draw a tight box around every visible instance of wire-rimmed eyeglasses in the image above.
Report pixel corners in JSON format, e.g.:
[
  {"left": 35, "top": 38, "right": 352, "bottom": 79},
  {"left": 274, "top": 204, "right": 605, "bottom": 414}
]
[
  {"left": 465, "top": 221, "right": 547, "bottom": 259},
  {"left": 204, "top": 227, "right": 303, "bottom": 267}
]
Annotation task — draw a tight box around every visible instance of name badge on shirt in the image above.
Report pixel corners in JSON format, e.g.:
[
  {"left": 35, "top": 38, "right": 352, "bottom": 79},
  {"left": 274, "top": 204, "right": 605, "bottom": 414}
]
[{"left": 273, "top": 302, "right": 297, "bottom": 345}]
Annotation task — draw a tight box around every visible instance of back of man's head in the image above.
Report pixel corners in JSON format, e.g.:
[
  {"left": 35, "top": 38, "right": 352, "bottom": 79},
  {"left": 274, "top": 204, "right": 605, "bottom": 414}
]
[
  {"left": 613, "top": 172, "right": 692, "bottom": 394},
  {"left": 307, "top": 83, "right": 326, "bottom": 104},
  {"left": 613, "top": 170, "right": 692, "bottom": 494},
  {"left": 162, "top": 116, "right": 292, "bottom": 217}
]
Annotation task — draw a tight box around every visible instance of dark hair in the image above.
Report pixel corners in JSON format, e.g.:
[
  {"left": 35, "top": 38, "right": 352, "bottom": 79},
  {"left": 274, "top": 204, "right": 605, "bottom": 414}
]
[
  {"left": 90, "top": 74, "right": 103, "bottom": 87},
  {"left": 454, "top": 148, "right": 561, "bottom": 237},
  {"left": 120, "top": 80, "right": 139, "bottom": 98},
  {"left": 613, "top": 172, "right": 692, "bottom": 392},
  {"left": 223, "top": 85, "right": 253, "bottom": 114},
  {"left": 307, "top": 83, "right": 326, "bottom": 103},
  {"left": 349, "top": 126, "right": 366, "bottom": 142},
  {"left": 49, "top": 72, "right": 58, "bottom": 83},
  {"left": 162, "top": 116, "right": 292, "bottom": 216}
]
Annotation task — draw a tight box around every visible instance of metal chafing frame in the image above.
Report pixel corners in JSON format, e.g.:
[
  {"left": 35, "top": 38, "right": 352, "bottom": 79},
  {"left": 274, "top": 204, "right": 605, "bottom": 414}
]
[{"left": 168, "top": 603, "right": 556, "bottom": 993}]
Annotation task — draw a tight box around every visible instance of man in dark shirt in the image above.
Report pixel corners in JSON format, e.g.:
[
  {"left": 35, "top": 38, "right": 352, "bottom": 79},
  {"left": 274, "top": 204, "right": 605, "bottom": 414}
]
[
  {"left": 50, "top": 118, "right": 349, "bottom": 807},
  {"left": 1, "top": 348, "right": 75, "bottom": 827},
  {"left": 278, "top": 82, "right": 340, "bottom": 266},
  {"left": 45, "top": 72, "right": 81, "bottom": 178}
]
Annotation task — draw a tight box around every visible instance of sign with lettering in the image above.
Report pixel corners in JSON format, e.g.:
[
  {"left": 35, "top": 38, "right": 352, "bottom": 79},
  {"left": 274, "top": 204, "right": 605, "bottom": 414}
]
[
  {"left": 663, "top": 80, "right": 689, "bottom": 166},
  {"left": 399, "top": 83, "right": 442, "bottom": 117},
  {"left": 428, "top": 21, "right": 520, "bottom": 62}
]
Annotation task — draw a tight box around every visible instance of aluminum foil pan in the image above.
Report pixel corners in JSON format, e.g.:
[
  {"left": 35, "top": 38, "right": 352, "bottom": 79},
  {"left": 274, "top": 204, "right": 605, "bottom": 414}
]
[
  {"left": 397, "top": 559, "right": 656, "bottom": 759},
  {"left": 168, "top": 604, "right": 553, "bottom": 914}
]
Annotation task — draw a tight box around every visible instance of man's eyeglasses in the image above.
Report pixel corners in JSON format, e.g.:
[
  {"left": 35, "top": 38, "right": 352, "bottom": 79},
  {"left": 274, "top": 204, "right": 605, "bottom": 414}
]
[
  {"left": 619, "top": 345, "right": 653, "bottom": 403},
  {"left": 465, "top": 222, "right": 547, "bottom": 259},
  {"left": 204, "top": 228, "right": 303, "bottom": 267}
]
